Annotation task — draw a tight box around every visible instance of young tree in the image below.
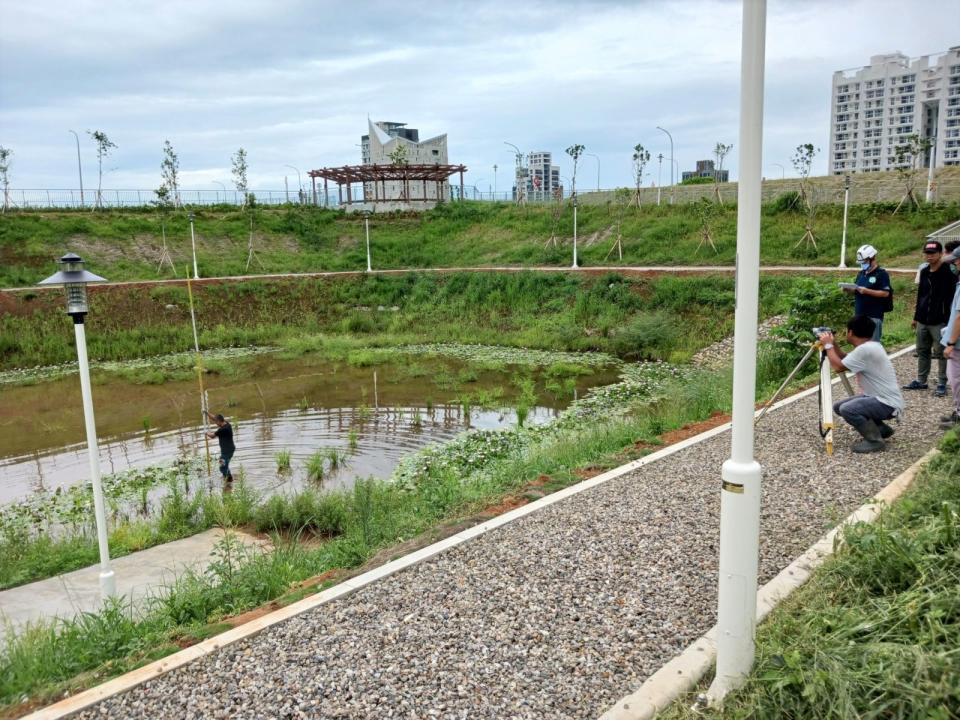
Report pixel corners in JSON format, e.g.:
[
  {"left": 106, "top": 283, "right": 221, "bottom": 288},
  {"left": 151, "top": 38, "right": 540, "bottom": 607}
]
[
  {"left": 387, "top": 143, "right": 408, "bottom": 165},
  {"left": 87, "top": 130, "right": 116, "bottom": 209},
  {"left": 232, "top": 147, "right": 249, "bottom": 206},
  {"left": 606, "top": 187, "right": 631, "bottom": 260},
  {"left": 712, "top": 142, "right": 733, "bottom": 204},
  {"left": 0, "top": 146, "right": 11, "bottom": 213},
  {"left": 694, "top": 198, "right": 720, "bottom": 254},
  {"left": 158, "top": 140, "right": 181, "bottom": 208},
  {"left": 795, "top": 182, "right": 822, "bottom": 252},
  {"left": 632, "top": 144, "right": 650, "bottom": 207},
  {"left": 565, "top": 144, "right": 585, "bottom": 198},
  {"left": 892, "top": 134, "right": 932, "bottom": 213},
  {"left": 791, "top": 143, "right": 819, "bottom": 209}
]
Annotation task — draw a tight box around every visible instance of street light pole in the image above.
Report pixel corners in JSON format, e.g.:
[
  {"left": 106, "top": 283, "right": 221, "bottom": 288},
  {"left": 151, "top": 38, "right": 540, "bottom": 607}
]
[
  {"left": 493, "top": 164, "right": 498, "bottom": 199},
  {"left": 39, "top": 254, "right": 115, "bottom": 600},
  {"left": 706, "top": 0, "right": 767, "bottom": 705},
  {"left": 656, "top": 126, "right": 674, "bottom": 204},
  {"left": 284, "top": 164, "right": 303, "bottom": 203},
  {"left": 69, "top": 130, "right": 85, "bottom": 208},
  {"left": 657, "top": 153, "right": 663, "bottom": 206},
  {"left": 840, "top": 174, "right": 851, "bottom": 268},
  {"left": 504, "top": 142, "right": 525, "bottom": 204},
  {"left": 926, "top": 136, "right": 937, "bottom": 203},
  {"left": 572, "top": 193, "right": 579, "bottom": 269},
  {"left": 189, "top": 212, "right": 199, "bottom": 279},
  {"left": 212, "top": 180, "right": 226, "bottom": 204},
  {"left": 585, "top": 153, "right": 600, "bottom": 192},
  {"left": 771, "top": 163, "right": 785, "bottom": 179},
  {"left": 364, "top": 211, "right": 372, "bottom": 272}
]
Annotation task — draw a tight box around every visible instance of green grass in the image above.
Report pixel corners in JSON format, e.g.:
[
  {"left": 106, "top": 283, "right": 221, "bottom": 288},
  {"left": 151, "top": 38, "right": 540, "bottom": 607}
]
[
  {"left": 1, "top": 200, "right": 954, "bottom": 288},
  {"left": 662, "top": 429, "right": 960, "bottom": 720}
]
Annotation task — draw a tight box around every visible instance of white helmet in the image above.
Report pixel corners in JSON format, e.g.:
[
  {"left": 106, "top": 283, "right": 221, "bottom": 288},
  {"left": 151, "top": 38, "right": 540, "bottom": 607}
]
[{"left": 856, "top": 244, "right": 877, "bottom": 263}]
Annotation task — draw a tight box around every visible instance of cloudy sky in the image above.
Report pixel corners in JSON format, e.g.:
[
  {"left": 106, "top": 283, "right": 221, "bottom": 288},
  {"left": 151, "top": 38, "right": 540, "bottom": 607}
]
[{"left": 0, "top": 0, "right": 957, "bottom": 194}]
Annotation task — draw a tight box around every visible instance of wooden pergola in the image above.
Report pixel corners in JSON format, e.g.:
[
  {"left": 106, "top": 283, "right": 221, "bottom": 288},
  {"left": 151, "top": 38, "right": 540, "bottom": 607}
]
[{"left": 307, "top": 164, "right": 467, "bottom": 206}]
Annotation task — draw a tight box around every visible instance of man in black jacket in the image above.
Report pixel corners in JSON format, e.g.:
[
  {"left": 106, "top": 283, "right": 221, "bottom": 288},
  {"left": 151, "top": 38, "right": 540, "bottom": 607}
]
[{"left": 903, "top": 240, "right": 958, "bottom": 397}]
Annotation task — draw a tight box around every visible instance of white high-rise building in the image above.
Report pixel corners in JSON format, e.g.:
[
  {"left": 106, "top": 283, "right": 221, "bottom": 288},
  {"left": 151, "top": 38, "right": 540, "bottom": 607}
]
[
  {"left": 828, "top": 46, "right": 960, "bottom": 175},
  {"left": 513, "top": 151, "right": 562, "bottom": 201}
]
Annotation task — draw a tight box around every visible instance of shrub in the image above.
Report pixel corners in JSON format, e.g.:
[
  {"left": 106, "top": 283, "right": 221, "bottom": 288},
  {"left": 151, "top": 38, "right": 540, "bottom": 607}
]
[
  {"left": 768, "top": 277, "right": 849, "bottom": 361},
  {"left": 608, "top": 312, "right": 678, "bottom": 360}
]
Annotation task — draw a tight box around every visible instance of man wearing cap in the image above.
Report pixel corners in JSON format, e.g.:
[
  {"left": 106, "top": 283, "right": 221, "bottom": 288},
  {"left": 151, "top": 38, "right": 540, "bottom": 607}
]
[
  {"left": 842, "top": 245, "right": 892, "bottom": 341},
  {"left": 903, "top": 240, "right": 957, "bottom": 396},
  {"left": 940, "top": 240, "right": 960, "bottom": 429}
]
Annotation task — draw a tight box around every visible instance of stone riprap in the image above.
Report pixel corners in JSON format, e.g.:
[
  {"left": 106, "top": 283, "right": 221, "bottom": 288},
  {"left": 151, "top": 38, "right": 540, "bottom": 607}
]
[{"left": 73, "top": 352, "right": 946, "bottom": 720}]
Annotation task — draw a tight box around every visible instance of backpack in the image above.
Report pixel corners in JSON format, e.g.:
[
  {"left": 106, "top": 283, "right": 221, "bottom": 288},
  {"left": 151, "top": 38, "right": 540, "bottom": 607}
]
[{"left": 883, "top": 284, "right": 894, "bottom": 313}]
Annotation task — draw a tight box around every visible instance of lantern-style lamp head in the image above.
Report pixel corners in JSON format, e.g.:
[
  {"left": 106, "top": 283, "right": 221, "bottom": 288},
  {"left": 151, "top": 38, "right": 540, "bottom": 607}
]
[
  {"left": 38, "top": 253, "right": 107, "bottom": 317},
  {"left": 844, "top": 174, "right": 851, "bottom": 190}
]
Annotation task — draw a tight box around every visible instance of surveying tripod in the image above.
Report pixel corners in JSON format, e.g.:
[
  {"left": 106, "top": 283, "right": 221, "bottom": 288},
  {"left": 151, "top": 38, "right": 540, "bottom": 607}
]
[{"left": 756, "top": 339, "right": 855, "bottom": 455}]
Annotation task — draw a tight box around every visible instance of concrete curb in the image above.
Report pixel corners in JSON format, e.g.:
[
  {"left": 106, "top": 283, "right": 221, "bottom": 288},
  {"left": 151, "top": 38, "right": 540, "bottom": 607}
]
[
  {"left": 22, "top": 344, "right": 919, "bottom": 719},
  {"left": 597, "top": 445, "right": 939, "bottom": 720}
]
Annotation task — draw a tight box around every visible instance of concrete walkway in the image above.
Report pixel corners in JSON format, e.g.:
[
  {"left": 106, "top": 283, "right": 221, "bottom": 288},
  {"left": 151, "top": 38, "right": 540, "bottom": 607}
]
[
  {"left": 0, "top": 528, "right": 266, "bottom": 642},
  {"left": 33, "top": 350, "right": 951, "bottom": 720}
]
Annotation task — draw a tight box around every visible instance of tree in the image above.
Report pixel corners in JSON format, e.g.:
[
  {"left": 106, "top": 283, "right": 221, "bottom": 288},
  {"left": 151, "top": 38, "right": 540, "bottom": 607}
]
[
  {"left": 606, "top": 187, "right": 631, "bottom": 260},
  {"left": 694, "top": 198, "right": 720, "bottom": 254},
  {"left": 632, "top": 144, "right": 650, "bottom": 207},
  {"left": 712, "top": 142, "right": 733, "bottom": 204},
  {"left": 232, "top": 147, "right": 250, "bottom": 205},
  {"left": 0, "top": 146, "right": 11, "bottom": 213},
  {"left": 565, "top": 144, "right": 585, "bottom": 198},
  {"left": 87, "top": 130, "right": 116, "bottom": 209},
  {"left": 794, "top": 182, "right": 822, "bottom": 252},
  {"left": 892, "top": 134, "right": 932, "bottom": 213},
  {"left": 387, "top": 143, "right": 408, "bottom": 165},
  {"left": 791, "top": 143, "right": 819, "bottom": 209},
  {"left": 158, "top": 140, "right": 180, "bottom": 208}
]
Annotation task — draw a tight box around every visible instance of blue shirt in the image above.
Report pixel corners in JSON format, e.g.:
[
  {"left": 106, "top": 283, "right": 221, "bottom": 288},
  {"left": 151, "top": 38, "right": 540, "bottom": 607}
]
[{"left": 854, "top": 267, "right": 891, "bottom": 318}]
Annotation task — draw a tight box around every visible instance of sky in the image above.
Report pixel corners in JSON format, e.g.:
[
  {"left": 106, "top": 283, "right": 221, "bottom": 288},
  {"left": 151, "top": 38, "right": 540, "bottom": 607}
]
[{"left": 0, "top": 0, "right": 957, "bottom": 194}]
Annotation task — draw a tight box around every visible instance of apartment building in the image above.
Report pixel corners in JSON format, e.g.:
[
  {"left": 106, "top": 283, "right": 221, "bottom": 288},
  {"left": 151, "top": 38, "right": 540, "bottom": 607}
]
[
  {"left": 681, "top": 159, "right": 729, "bottom": 182},
  {"left": 514, "top": 151, "right": 562, "bottom": 201},
  {"left": 829, "top": 46, "right": 960, "bottom": 175}
]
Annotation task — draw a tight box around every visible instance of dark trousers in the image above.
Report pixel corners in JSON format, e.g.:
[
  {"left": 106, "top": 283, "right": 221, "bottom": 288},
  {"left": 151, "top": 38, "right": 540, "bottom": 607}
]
[
  {"left": 833, "top": 395, "right": 895, "bottom": 427},
  {"left": 219, "top": 450, "right": 234, "bottom": 479},
  {"left": 916, "top": 322, "right": 946, "bottom": 385}
]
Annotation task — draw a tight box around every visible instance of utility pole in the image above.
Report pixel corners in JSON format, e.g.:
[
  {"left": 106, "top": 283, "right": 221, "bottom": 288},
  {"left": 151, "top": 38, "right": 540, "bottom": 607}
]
[
  {"left": 69, "top": 130, "right": 85, "bottom": 208},
  {"left": 656, "top": 126, "right": 674, "bottom": 204},
  {"left": 657, "top": 153, "right": 663, "bottom": 206}
]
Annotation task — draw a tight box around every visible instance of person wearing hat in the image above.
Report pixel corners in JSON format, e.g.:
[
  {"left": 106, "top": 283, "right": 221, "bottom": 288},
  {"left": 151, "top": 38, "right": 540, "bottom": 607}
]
[
  {"left": 842, "top": 244, "right": 891, "bottom": 341},
  {"left": 903, "top": 239, "right": 957, "bottom": 396},
  {"left": 940, "top": 240, "right": 960, "bottom": 429}
]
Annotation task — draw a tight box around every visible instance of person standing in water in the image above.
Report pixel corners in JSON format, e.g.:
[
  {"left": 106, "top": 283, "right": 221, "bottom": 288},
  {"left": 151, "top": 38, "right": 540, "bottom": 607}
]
[{"left": 205, "top": 411, "right": 235, "bottom": 482}]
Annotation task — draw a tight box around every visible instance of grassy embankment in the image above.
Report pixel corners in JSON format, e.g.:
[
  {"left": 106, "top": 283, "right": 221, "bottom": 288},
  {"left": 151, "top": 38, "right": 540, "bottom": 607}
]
[
  {"left": 0, "top": 199, "right": 955, "bottom": 287},
  {"left": 663, "top": 428, "right": 960, "bottom": 719}
]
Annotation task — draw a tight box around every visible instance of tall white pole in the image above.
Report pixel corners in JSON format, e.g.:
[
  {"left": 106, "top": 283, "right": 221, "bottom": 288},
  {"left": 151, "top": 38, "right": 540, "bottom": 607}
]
[
  {"left": 365, "top": 216, "right": 372, "bottom": 272},
  {"left": 926, "top": 137, "right": 937, "bottom": 203},
  {"left": 657, "top": 126, "right": 674, "bottom": 204},
  {"left": 572, "top": 196, "right": 579, "bottom": 268},
  {"left": 69, "top": 130, "right": 85, "bottom": 208},
  {"left": 189, "top": 214, "right": 199, "bottom": 279},
  {"left": 74, "top": 320, "right": 116, "bottom": 599},
  {"left": 839, "top": 175, "right": 850, "bottom": 269},
  {"left": 657, "top": 154, "right": 663, "bottom": 206},
  {"left": 706, "top": 0, "right": 766, "bottom": 706}
]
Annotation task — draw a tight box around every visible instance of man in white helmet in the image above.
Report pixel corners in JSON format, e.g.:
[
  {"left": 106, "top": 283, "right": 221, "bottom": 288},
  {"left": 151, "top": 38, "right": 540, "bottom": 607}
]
[{"left": 841, "top": 244, "right": 892, "bottom": 341}]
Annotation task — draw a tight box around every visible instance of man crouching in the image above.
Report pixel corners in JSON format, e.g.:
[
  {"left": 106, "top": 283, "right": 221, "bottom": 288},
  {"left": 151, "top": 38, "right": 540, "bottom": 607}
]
[{"left": 818, "top": 316, "right": 905, "bottom": 453}]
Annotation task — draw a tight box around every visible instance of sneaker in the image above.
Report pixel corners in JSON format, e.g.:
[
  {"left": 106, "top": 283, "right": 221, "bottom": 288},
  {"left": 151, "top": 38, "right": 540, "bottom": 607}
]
[
  {"left": 934, "top": 383, "right": 947, "bottom": 397},
  {"left": 902, "top": 380, "right": 928, "bottom": 390}
]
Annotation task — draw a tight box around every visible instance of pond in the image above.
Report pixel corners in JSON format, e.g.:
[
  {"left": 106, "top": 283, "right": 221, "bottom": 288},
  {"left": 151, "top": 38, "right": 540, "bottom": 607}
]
[{"left": 0, "top": 352, "right": 620, "bottom": 506}]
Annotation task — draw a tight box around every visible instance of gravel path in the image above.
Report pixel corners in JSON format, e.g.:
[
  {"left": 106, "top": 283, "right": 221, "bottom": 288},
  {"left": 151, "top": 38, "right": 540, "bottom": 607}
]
[{"left": 75, "top": 352, "right": 949, "bottom": 720}]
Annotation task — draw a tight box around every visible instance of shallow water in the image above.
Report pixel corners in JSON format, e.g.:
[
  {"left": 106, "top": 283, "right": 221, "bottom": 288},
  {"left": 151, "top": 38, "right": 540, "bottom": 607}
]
[{"left": 0, "top": 354, "right": 618, "bottom": 504}]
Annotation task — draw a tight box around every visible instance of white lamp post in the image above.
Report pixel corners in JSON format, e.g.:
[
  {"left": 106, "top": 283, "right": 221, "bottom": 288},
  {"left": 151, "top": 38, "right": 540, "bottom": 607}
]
[
  {"left": 493, "top": 164, "right": 498, "bottom": 199},
  {"left": 284, "top": 164, "right": 303, "bottom": 203},
  {"left": 188, "top": 212, "right": 199, "bottom": 279},
  {"left": 39, "top": 254, "right": 116, "bottom": 600},
  {"left": 839, "top": 174, "right": 851, "bottom": 269},
  {"left": 657, "top": 153, "right": 663, "bottom": 206},
  {"left": 926, "top": 136, "right": 937, "bottom": 203},
  {"left": 705, "top": 0, "right": 767, "bottom": 706},
  {"left": 771, "top": 162, "right": 785, "bottom": 180},
  {"left": 572, "top": 192, "right": 579, "bottom": 269},
  {"left": 656, "top": 126, "right": 674, "bottom": 204},
  {"left": 69, "top": 130, "right": 85, "bottom": 209},
  {"left": 363, "top": 210, "right": 373, "bottom": 272}
]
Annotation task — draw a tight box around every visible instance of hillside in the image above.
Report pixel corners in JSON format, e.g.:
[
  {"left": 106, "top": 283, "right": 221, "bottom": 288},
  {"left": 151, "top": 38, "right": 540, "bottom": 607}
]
[{"left": 0, "top": 199, "right": 956, "bottom": 287}]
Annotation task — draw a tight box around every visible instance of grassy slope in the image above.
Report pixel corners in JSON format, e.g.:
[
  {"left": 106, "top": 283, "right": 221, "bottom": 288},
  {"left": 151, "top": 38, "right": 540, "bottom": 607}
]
[{"left": 0, "top": 200, "right": 956, "bottom": 287}]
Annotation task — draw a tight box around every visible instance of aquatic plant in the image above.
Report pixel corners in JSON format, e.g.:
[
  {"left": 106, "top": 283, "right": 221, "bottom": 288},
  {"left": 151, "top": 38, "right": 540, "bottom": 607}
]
[{"left": 275, "top": 449, "right": 292, "bottom": 473}]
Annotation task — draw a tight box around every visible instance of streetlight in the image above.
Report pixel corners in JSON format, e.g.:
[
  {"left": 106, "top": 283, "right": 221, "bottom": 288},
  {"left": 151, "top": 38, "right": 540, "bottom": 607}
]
[
  {"left": 284, "top": 164, "right": 303, "bottom": 203},
  {"left": 504, "top": 142, "right": 524, "bottom": 203},
  {"left": 770, "top": 163, "right": 785, "bottom": 179},
  {"left": 472, "top": 178, "right": 485, "bottom": 200},
  {"left": 212, "top": 180, "right": 226, "bottom": 204},
  {"left": 493, "top": 164, "right": 498, "bottom": 199},
  {"left": 363, "top": 210, "right": 373, "bottom": 272},
  {"left": 585, "top": 152, "right": 600, "bottom": 192},
  {"left": 657, "top": 153, "right": 664, "bottom": 206},
  {"left": 839, "top": 174, "right": 851, "bottom": 268},
  {"left": 656, "top": 126, "right": 674, "bottom": 204},
  {"left": 69, "top": 130, "right": 85, "bottom": 208},
  {"left": 572, "top": 192, "right": 579, "bottom": 269},
  {"left": 188, "top": 212, "right": 199, "bottom": 279},
  {"left": 926, "top": 136, "right": 937, "bottom": 203},
  {"left": 705, "top": 0, "right": 766, "bottom": 706},
  {"left": 39, "top": 254, "right": 115, "bottom": 599}
]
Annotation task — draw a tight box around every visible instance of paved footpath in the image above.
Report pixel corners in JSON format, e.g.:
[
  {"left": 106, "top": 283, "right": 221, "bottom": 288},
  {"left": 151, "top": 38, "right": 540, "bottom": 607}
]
[
  {"left": 0, "top": 529, "right": 266, "bottom": 644},
  {"left": 64, "top": 352, "right": 950, "bottom": 719}
]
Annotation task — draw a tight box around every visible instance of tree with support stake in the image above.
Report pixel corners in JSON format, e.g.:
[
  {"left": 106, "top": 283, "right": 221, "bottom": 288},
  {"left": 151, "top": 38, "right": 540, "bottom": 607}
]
[
  {"left": 606, "top": 187, "right": 630, "bottom": 261},
  {"left": 88, "top": 130, "right": 116, "bottom": 210},
  {"left": 713, "top": 141, "right": 733, "bottom": 204},
  {"left": 632, "top": 143, "right": 650, "bottom": 208},
  {"left": 694, "top": 198, "right": 720, "bottom": 254},
  {"left": 157, "top": 140, "right": 181, "bottom": 209},
  {"left": 794, "top": 182, "right": 822, "bottom": 253},
  {"left": 791, "top": 143, "right": 818, "bottom": 210},
  {"left": 892, "top": 134, "right": 932, "bottom": 214}
]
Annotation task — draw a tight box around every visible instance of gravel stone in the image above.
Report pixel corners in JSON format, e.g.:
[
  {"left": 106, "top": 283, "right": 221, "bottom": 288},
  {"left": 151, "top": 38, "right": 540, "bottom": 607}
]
[{"left": 74, "top": 352, "right": 948, "bottom": 720}]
